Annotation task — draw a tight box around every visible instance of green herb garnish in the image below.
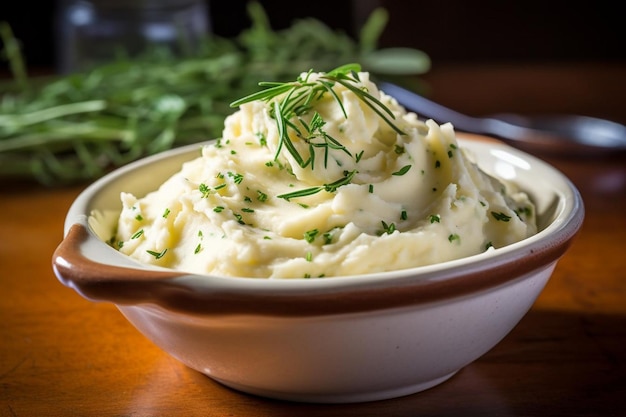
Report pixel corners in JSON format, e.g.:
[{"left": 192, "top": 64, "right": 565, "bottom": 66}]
[
  {"left": 199, "top": 183, "right": 211, "bottom": 198},
  {"left": 380, "top": 220, "right": 396, "bottom": 235},
  {"left": 392, "top": 165, "right": 411, "bottom": 176},
  {"left": 146, "top": 249, "right": 167, "bottom": 259},
  {"left": 491, "top": 211, "right": 512, "bottom": 222},
  {"left": 304, "top": 229, "right": 319, "bottom": 243},
  {"left": 277, "top": 170, "right": 356, "bottom": 201},
  {"left": 256, "top": 190, "right": 268, "bottom": 202},
  {"left": 231, "top": 63, "right": 405, "bottom": 170}
]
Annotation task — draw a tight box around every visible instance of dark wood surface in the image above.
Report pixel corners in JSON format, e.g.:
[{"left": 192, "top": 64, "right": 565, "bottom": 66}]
[{"left": 1, "top": 62, "right": 625, "bottom": 416}]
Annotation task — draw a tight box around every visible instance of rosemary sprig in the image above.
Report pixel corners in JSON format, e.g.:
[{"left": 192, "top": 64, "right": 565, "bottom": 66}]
[{"left": 231, "top": 63, "right": 405, "bottom": 171}]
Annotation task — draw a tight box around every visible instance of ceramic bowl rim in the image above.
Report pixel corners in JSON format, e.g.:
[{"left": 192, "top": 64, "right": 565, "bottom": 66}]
[{"left": 54, "top": 134, "right": 585, "bottom": 316}]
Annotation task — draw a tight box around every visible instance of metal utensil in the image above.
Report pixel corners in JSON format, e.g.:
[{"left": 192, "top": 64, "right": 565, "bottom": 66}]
[{"left": 379, "top": 82, "right": 626, "bottom": 156}]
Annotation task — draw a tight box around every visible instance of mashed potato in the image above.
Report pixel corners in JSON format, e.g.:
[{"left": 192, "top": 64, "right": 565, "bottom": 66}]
[{"left": 113, "top": 66, "right": 536, "bottom": 278}]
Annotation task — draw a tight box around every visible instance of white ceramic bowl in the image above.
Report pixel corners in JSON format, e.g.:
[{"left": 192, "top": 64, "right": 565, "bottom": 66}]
[{"left": 53, "top": 134, "right": 584, "bottom": 403}]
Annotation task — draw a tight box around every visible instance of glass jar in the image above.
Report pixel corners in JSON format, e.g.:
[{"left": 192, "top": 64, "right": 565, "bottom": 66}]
[{"left": 55, "top": 0, "right": 210, "bottom": 73}]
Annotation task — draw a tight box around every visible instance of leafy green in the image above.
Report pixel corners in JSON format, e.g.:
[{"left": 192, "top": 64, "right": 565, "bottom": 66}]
[{"left": 0, "top": 2, "right": 429, "bottom": 186}]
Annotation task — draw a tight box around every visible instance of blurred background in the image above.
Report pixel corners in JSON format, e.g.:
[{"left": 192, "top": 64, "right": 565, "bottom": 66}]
[
  {"left": 1, "top": 0, "right": 624, "bottom": 186},
  {"left": 1, "top": 0, "right": 624, "bottom": 72}
]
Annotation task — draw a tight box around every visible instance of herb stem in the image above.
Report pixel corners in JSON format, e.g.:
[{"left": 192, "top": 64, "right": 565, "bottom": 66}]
[{"left": 231, "top": 63, "right": 405, "bottom": 171}]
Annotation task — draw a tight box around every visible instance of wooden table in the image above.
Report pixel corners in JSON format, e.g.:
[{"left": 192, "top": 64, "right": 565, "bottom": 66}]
[{"left": 2, "top": 63, "right": 625, "bottom": 416}]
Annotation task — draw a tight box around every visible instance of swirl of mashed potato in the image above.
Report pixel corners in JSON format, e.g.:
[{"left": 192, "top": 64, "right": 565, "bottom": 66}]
[{"left": 113, "top": 69, "right": 536, "bottom": 278}]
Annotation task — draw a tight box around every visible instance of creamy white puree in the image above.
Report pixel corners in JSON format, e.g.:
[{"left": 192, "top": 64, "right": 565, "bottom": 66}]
[{"left": 113, "top": 71, "right": 536, "bottom": 278}]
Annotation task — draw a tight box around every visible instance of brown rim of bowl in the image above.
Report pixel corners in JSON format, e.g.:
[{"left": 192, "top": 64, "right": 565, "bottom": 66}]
[
  {"left": 53, "top": 196, "right": 583, "bottom": 317},
  {"left": 52, "top": 134, "right": 585, "bottom": 317}
]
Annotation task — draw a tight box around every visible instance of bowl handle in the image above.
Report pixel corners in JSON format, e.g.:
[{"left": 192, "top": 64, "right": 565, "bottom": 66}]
[{"left": 52, "top": 223, "right": 184, "bottom": 304}]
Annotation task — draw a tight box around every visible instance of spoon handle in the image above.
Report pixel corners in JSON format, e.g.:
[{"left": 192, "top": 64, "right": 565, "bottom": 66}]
[
  {"left": 379, "top": 82, "right": 527, "bottom": 147},
  {"left": 378, "top": 82, "right": 487, "bottom": 133},
  {"left": 379, "top": 82, "right": 626, "bottom": 156}
]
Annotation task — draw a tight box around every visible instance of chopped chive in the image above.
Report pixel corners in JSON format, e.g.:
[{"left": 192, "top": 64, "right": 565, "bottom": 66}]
[
  {"left": 257, "top": 190, "right": 268, "bottom": 202},
  {"left": 228, "top": 172, "right": 244, "bottom": 184},
  {"left": 147, "top": 248, "right": 167, "bottom": 259},
  {"left": 381, "top": 220, "right": 396, "bottom": 235},
  {"left": 392, "top": 165, "right": 411, "bottom": 176},
  {"left": 429, "top": 214, "right": 441, "bottom": 223},
  {"left": 491, "top": 211, "right": 512, "bottom": 222},
  {"left": 304, "top": 229, "right": 319, "bottom": 243},
  {"left": 199, "top": 183, "right": 211, "bottom": 198}
]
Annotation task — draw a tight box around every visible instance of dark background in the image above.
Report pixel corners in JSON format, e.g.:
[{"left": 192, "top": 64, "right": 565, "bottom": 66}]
[{"left": 1, "top": 0, "right": 624, "bottom": 74}]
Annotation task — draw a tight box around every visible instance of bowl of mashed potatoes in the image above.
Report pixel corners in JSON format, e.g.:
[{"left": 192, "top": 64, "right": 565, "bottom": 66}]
[{"left": 53, "top": 64, "right": 584, "bottom": 403}]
